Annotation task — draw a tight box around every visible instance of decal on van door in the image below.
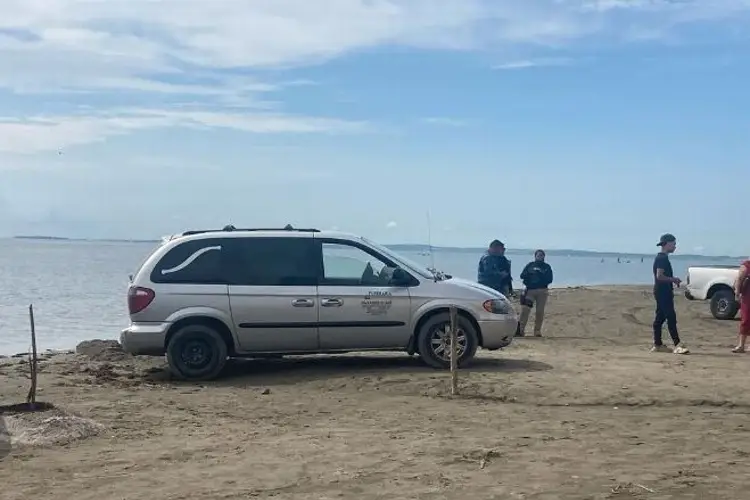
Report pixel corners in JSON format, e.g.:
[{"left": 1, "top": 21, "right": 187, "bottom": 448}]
[{"left": 361, "top": 290, "right": 392, "bottom": 315}]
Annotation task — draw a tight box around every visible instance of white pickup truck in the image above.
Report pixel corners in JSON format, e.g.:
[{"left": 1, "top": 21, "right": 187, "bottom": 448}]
[{"left": 685, "top": 265, "right": 740, "bottom": 320}]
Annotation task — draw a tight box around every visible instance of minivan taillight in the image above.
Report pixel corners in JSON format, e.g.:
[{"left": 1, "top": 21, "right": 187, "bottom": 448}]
[{"left": 128, "top": 286, "right": 155, "bottom": 314}]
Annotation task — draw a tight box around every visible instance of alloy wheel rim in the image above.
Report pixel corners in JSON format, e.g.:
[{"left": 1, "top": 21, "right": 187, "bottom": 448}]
[
  {"left": 430, "top": 323, "right": 468, "bottom": 361},
  {"left": 718, "top": 298, "right": 729, "bottom": 313}
]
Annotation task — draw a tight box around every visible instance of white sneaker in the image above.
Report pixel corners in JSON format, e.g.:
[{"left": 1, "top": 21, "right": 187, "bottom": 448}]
[
  {"left": 650, "top": 345, "right": 672, "bottom": 353},
  {"left": 673, "top": 344, "right": 690, "bottom": 355}
]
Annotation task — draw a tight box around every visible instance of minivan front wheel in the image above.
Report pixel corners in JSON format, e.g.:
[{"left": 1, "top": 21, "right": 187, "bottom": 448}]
[
  {"left": 166, "top": 325, "right": 228, "bottom": 381},
  {"left": 417, "top": 312, "right": 479, "bottom": 369}
]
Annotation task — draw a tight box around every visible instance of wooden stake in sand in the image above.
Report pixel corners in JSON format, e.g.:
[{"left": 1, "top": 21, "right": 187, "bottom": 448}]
[
  {"left": 449, "top": 305, "right": 459, "bottom": 396},
  {"left": 26, "top": 304, "right": 39, "bottom": 407}
]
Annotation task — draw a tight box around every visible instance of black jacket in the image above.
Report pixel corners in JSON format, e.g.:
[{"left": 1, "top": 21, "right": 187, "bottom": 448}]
[
  {"left": 520, "top": 261, "right": 553, "bottom": 290},
  {"left": 477, "top": 252, "right": 512, "bottom": 291}
]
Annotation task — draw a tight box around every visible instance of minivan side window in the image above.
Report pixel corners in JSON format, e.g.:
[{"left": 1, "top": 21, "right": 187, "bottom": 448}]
[
  {"left": 225, "top": 237, "right": 318, "bottom": 286},
  {"left": 150, "top": 238, "right": 225, "bottom": 284},
  {"left": 321, "top": 241, "right": 395, "bottom": 287}
]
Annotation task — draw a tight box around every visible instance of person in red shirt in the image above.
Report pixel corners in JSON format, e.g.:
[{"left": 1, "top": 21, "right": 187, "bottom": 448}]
[{"left": 732, "top": 259, "right": 750, "bottom": 353}]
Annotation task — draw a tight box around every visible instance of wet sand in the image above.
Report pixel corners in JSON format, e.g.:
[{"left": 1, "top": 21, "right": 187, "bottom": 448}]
[{"left": 1, "top": 286, "right": 748, "bottom": 500}]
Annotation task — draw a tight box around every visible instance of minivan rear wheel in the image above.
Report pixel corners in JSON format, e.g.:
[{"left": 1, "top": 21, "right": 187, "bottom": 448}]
[
  {"left": 417, "top": 312, "right": 479, "bottom": 369},
  {"left": 166, "top": 325, "right": 228, "bottom": 381}
]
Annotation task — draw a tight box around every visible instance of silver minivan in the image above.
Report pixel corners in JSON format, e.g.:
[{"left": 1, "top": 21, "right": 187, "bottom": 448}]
[{"left": 121, "top": 226, "right": 517, "bottom": 380}]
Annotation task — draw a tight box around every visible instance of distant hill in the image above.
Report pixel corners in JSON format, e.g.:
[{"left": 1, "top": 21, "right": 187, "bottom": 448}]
[
  {"left": 14, "top": 235, "right": 70, "bottom": 241},
  {"left": 14, "top": 235, "right": 159, "bottom": 244},
  {"left": 385, "top": 244, "right": 742, "bottom": 261}
]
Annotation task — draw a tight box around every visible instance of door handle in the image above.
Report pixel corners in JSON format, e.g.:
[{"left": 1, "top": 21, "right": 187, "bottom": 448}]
[
  {"left": 321, "top": 298, "right": 343, "bottom": 307},
  {"left": 291, "top": 298, "right": 314, "bottom": 307}
]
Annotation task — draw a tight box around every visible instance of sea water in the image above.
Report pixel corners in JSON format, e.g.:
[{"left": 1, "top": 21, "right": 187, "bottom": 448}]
[{"left": 0, "top": 238, "right": 740, "bottom": 355}]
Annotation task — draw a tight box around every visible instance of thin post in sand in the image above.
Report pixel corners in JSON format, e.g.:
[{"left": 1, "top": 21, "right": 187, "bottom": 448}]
[
  {"left": 449, "top": 305, "right": 459, "bottom": 396},
  {"left": 26, "top": 304, "right": 39, "bottom": 408}
]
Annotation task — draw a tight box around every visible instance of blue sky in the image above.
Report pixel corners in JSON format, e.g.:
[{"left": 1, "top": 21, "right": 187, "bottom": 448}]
[{"left": 1, "top": 0, "right": 749, "bottom": 256}]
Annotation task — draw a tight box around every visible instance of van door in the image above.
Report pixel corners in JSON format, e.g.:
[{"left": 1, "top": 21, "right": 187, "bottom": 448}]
[
  {"left": 315, "top": 238, "right": 412, "bottom": 350},
  {"left": 225, "top": 236, "right": 320, "bottom": 353}
]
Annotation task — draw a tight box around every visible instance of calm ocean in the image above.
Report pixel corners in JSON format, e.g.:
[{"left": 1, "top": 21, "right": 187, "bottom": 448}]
[{"left": 0, "top": 238, "right": 741, "bottom": 355}]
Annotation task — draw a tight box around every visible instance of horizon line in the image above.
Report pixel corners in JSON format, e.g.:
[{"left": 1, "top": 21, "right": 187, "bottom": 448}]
[{"left": 6, "top": 235, "right": 743, "bottom": 260}]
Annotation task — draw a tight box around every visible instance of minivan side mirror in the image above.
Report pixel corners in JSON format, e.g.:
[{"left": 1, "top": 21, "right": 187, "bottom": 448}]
[{"left": 389, "top": 267, "right": 413, "bottom": 287}]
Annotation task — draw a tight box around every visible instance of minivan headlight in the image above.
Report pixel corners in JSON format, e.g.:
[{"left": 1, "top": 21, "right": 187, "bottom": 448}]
[{"left": 483, "top": 298, "right": 512, "bottom": 315}]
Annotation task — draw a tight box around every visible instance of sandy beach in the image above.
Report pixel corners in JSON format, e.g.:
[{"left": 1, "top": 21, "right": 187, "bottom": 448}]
[{"left": 1, "top": 285, "right": 748, "bottom": 499}]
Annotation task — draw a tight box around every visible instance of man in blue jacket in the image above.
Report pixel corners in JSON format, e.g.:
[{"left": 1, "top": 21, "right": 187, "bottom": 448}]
[
  {"left": 518, "top": 249, "right": 554, "bottom": 337},
  {"left": 477, "top": 240, "right": 513, "bottom": 297}
]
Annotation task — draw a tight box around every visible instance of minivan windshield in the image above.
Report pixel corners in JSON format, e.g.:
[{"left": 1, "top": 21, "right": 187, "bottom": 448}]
[{"left": 360, "top": 237, "right": 436, "bottom": 280}]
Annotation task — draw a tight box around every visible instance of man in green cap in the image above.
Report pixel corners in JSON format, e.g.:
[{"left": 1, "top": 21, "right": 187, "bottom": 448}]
[{"left": 651, "top": 233, "right": 689, "bottom": 354}]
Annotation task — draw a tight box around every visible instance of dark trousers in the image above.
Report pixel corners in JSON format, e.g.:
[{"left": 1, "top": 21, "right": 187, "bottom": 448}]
[{"left": 653, "top": 288, "right": 680, "bottom": 346}]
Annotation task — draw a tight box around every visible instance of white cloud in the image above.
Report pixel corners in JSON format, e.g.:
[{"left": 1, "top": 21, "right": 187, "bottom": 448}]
[
  {"left": 421, "top": 117, "right": 469, "bottom": 127},
  {"left": 582, "top": 0, "right": 749, "bottom": 15},
  {"left": 581, "top": 0, "right": 668, "bottom": 12},
  {"left": 0, "top": 109, "right": 369, "bottom": 154},
  {"left": 1, "top": 0, "right": 749, "bottom": 154},
  {"left": 386, "top": 221, "right": 398, "bottom": 229},
  {"left": 0, "top": 0, "right": 494, "bottom": 90},
  {"left": 4, "top": 1, "right": 746, "bottom": 85},
  {"left": 493, "top": 57, "right": 574, "bottom": 70}
]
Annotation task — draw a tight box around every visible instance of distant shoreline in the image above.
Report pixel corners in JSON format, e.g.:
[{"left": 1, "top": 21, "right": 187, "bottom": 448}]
[
  {"left": 384, "top": 244, "right": 742, "bottom": 260},
  {"left": 8, "top": 235, "right": 742, "bottom": 260},
  {"left": 13, "top": 235, "right": 160, "bottom": 244}
]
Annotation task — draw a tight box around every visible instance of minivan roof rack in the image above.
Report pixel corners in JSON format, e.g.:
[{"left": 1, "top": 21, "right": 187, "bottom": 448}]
[{"left": 176, "top": 224, "right": 320, "bottom": 238}]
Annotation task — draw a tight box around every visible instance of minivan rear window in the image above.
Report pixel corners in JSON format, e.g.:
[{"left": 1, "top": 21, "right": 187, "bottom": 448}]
[{"left": 150, "top": 238, "right": 226, "bottom": 284}]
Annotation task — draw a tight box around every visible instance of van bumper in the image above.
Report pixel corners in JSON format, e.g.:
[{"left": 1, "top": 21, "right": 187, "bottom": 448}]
[
  {"left": 478, "top": 316, "right": 518, "bottom": 349},
  {"left": 120, "top": 323, "right": 169, "bottom": 356}
]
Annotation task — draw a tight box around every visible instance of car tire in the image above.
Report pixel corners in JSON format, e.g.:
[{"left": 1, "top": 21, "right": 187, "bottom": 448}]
[
  {"left": 710, "top": 289, "right": 739, "bottom": 320},
  {"left": 166, "top": 324, "right": 228, "bottom": 381},
  {"left": 417, "top": 311, "right": 479, "bottom": 369}
]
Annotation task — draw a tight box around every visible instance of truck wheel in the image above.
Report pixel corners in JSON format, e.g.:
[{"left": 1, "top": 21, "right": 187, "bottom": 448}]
[
  {"left": 710, "top": 290, "right": 739, "bottom": 320},
  {"left": 166, "top": 324, "right": 228, "bottom": 381},
  {"left": 417, "top": 312, "right": 478, "bottom": 369}
]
